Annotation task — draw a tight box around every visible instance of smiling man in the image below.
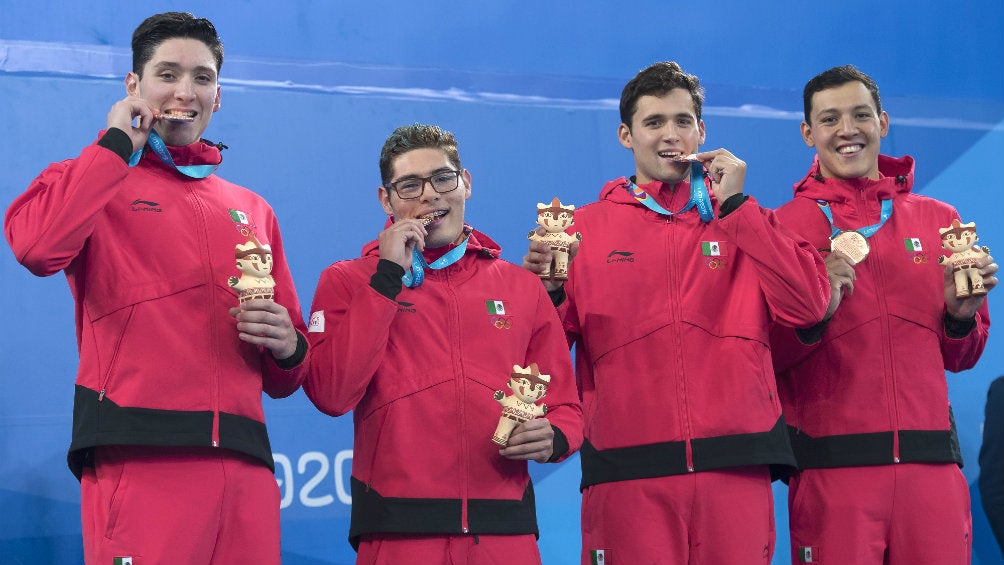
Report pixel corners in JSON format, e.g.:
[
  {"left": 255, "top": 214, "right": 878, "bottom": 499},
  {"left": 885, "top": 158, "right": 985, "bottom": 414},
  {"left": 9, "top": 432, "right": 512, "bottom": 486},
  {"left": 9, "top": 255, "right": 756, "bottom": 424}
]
[
  {"left": 304, "top": 123, "right": 582, "bottom": 565},
  {"left": 770, "top": 65, "right": 999, "bottom": 565},
  {"left": 4, "top": 12, "right": 309, "bottom": 565},
  {"left": 522, "top": 61, "right": 829, "bottom": 565}
]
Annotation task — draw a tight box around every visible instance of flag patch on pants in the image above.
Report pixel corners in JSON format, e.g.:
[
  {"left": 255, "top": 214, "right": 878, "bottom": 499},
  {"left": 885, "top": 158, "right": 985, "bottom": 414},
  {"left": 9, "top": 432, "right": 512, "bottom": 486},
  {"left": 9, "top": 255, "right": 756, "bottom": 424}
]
[
  {"left": 589, "top": 549, "right": 608, "bottom": 564},
  {"left": 798, "top": 546, "right": 817, "bottom": 562}
]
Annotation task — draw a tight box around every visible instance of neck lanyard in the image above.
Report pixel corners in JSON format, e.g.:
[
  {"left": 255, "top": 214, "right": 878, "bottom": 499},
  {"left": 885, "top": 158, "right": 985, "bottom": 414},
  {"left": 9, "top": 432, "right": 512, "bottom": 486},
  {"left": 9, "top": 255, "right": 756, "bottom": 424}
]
[
  {"left": 625, "top": 163, "right": 713, "bottom": 222},
  {"left": 817, "top": 198, "right": 893, "bottom": 239},
  {"left": 402, "top": 236, "right": 470, "bottom": 288},
  {"left": 128, "top": 131, "right": 219, "bottom": 179}
]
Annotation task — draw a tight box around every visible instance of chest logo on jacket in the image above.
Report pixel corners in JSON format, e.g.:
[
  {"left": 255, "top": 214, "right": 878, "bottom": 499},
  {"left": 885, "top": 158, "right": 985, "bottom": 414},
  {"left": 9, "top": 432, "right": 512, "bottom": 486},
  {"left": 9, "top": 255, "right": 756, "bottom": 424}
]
[
  {"left": 701, "top": 241, "right": 728, "bottom": 270},
  {"left": 904, "top": 236, "right": 929, "bottom": 265},
  {"left": 486, "top": 299, "right": 512, "bottom": 330},
  {"left": 130, "top": 198, "right": 162, "bottom": 213},
  {"left": 606, "top": 250, "right": 635, "bottom": 263},
  {"left": 229, "top": 208, "right": 259, "bottom": 239},
  {"left": 397, "top": 301, "right": 417, "bottom": 314}
]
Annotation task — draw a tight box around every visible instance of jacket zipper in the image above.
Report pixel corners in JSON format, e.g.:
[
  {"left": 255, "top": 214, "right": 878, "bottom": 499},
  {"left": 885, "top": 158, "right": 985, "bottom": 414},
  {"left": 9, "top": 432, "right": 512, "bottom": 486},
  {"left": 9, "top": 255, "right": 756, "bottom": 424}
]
[
  {"left": 187, "top": 185, "right": 222, "bottom": 448},
  {"left": 667, "top": 215, "right": 695, "bottom": 472},
  {"left": 862, "top": 191, "right": 900, "bottom": 462},
  {"left": 445, "top": 268, "right": 471, "bottom": 533}
]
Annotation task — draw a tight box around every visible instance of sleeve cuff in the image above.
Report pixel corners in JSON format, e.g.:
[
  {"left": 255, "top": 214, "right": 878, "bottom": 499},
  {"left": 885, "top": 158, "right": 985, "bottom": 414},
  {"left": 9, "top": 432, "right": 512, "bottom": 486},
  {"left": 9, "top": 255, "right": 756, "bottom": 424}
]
[
  {"left": 273, "top": 331, "right": 308, "bottom": 369},
  {"left": 718, "top": 193, "right": 748, "bottom": 218},
  {"left": 370, "top": 259, "right": 405, "bottom": 301},
  {"left": 98, "top": 128, "right": 134, "bottom": 164},
  {"left": 547, "top": 286, "right": 566, "bottom": 308},
  {"left": 547, "top": 425, "right": 570, "bottom": 463},
  {"left": 795, "top": 319, "right": 830, "bottom": 345},
  {"left": 944, "top": 311, "right": 977, "bottom": 339}
]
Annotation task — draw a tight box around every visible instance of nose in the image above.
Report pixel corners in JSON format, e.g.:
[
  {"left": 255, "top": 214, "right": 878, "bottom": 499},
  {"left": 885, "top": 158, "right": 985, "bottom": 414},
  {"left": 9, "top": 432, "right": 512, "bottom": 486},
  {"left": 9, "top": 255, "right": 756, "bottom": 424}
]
[
  {"left": 838, "top": 115, "right": 857, "bottom": 135},
  {"left": 418, "top": 179, "right": 440, "bottom": 201},
  {"left": 661, "top": 123, "right": 681, "bottom": 142},
  {"left": 175, "top": 78, "right": 196, "bottom": 100}
]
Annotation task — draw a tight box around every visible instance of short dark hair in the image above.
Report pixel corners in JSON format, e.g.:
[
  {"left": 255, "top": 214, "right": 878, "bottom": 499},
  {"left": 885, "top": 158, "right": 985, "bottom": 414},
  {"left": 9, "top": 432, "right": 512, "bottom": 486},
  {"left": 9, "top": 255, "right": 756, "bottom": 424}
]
[
  {"left": 132, "top": 12, "right": 224, "bottom": 77},
  {"left": 803, "top": 65, "right": 882, "bottom": 124},
  {"left": 620, "top": 61, "right": 704, "bottom": 127},
  {"left": 379, "top": 124, "right": 462, "bottom": 187}
]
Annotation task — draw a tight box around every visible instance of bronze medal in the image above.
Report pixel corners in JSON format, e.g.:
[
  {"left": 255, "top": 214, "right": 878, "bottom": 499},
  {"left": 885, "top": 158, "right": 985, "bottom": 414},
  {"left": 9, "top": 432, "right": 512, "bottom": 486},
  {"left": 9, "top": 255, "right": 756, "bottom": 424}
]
[{"left": 831, "top": 231, "right": 870, "bottom": 264}]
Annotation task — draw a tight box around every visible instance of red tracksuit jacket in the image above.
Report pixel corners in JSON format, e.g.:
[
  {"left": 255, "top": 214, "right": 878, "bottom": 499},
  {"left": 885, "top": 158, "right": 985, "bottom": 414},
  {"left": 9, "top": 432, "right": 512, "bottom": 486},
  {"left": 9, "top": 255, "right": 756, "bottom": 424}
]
[
  {"left": 4, "top": 132, "right": 309, "bottom": 478},
  {"left": 562, "top": 175, "right": 829, "bottom": 488},
  {"left": 771, "top": 155, "right": 989, "bottom": 468},
  {"left": 305, "top": 229, "right": 583, "bottom": 548}
]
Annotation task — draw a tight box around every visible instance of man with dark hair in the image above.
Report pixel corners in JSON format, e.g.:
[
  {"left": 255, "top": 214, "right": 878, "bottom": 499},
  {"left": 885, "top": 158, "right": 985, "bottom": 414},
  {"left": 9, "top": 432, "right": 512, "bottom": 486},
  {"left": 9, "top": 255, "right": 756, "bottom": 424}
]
[
  {"left": 305, "top": 123, "right": 582, "bottom": 564},
  {"left": 771, "top": 64, "right": 998, "bottom": 564},
  {"left": 523, "top": 61, "right": 829, "bottom": 564},
  {"left": 4, "top": 12, "right": 309, "bottom": 565}
]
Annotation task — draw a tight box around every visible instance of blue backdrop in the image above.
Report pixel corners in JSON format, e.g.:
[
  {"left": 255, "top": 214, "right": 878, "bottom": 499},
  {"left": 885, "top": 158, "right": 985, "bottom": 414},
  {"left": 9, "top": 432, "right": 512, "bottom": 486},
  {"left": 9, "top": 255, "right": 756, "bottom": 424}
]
[{"left": 2, "top": 1, "right": 1002, "bottom": 563}]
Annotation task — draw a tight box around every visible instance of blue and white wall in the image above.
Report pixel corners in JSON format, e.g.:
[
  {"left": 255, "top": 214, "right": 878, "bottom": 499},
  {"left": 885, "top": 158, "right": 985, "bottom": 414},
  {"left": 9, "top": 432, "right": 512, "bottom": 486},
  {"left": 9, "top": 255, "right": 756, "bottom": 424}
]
[{"left": 2, "top": 2, "right": 1002, "bottom": 563}]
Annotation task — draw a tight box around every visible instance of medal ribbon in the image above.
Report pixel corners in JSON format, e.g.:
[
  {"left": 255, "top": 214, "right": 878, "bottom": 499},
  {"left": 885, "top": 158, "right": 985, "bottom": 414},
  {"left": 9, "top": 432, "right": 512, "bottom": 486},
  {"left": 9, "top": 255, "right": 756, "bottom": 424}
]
[
  {"left": 817, "top": 199, "right": 893, "bottom": 239},
  {"left": 128, "top": 130, "right": 219, "bottom": 179},
  {"left": 625, "top": 163, "right": 713, "bottom": 222},
  {"left": 402, "top": 235, "right": 470, "bottom": 288}
]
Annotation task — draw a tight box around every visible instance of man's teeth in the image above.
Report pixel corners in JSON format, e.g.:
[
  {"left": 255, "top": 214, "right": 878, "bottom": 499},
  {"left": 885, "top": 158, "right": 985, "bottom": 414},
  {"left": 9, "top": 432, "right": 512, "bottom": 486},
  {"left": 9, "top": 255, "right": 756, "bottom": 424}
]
[
  {"left": 162, "top": 111, "right": 196, "bottom": 122},
  {"left": 838, "top": 145, "right": 863, "bottom": 154}
]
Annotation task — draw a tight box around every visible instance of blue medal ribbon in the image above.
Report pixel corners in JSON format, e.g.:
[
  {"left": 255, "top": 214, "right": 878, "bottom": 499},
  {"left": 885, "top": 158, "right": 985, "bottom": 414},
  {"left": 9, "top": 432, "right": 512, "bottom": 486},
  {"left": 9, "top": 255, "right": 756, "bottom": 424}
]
[
  {"left": 402, "top": 235, "right": 470, "bottom": 288},
  {"left": 817, "top": 198, "right": 893, "bottom": 239},
  {"left": 128, "top": 130, "right": 220, "bottom": 179},
  {"left": 625, "top": 163, "right": 714, "bottom": 222}
]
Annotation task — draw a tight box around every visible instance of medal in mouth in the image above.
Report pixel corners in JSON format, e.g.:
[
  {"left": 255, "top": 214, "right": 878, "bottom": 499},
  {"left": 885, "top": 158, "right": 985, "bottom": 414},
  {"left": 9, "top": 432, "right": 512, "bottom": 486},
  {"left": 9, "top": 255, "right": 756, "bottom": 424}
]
[
  {"left": 161, "top": 109, "right": 197, "bottom": 123},
  {"left": 419, "top": 210, "right": 447, "bottom": 226}
]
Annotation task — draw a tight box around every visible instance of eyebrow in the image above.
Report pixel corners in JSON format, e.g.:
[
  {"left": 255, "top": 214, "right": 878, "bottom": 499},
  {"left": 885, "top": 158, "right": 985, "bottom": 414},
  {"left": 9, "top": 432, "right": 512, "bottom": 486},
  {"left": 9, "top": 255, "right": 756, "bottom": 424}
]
[
  {"left": 151, "top": 61, "right": 218, "bottom": 76},
  {"left": 817, "top": 104, "right": 875, "bottom": 116},
  {"left": 392, "top": 166, "right": 455, "bottom": 182}
]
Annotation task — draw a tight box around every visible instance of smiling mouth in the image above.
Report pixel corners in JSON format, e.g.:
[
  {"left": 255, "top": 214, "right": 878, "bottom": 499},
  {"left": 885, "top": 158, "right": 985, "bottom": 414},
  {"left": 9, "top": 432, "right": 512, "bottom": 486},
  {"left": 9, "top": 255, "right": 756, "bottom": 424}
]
[
  {"left": 837, "top": 144, "right": 864, "bottom": 155},
  {"left": 161, "top": 110, "right": 196, "bottom": 122}
]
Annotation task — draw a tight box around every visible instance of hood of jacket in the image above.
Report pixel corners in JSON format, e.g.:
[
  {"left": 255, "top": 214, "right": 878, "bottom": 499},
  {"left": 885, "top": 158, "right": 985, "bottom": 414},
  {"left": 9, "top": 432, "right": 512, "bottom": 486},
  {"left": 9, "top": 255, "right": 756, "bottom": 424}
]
[{"left": 793, "top": 154, "right": 915, "bottom": 204}]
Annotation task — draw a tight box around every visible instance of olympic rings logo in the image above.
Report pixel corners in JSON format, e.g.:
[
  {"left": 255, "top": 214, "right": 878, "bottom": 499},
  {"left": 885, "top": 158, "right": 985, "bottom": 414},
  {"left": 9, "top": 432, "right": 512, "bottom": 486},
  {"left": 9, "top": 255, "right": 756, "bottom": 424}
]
[
  {"left": 912, "top": 253, "right": 928, "bottom": 264},
  {"left": 705, "top": 257, "right": 725, "bottom": 270},
  {"left": 490, "top": 315, "right": 513, "bottom": 330}
]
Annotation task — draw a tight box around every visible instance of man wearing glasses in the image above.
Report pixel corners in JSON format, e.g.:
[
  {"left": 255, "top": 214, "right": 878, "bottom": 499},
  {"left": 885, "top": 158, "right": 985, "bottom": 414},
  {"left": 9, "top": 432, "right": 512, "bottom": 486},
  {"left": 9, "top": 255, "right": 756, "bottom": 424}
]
[{"left": 304, "top": 123, "right": 583, "bottom": 564}]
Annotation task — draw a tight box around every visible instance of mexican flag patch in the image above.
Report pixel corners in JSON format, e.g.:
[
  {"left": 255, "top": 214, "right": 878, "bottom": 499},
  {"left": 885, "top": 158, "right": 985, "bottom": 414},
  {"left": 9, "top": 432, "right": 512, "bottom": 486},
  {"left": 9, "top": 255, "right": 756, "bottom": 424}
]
[
  {"left": 589, "top": 549, "right": 607, "bottom": 564},
  {"left": 486, "top": 300, "right": 506, "bottom": 315},
  {"left": 229, "top": 209, "right": 250, "bottom": 224},
  {"left": 904, "top": 237, "right": 922, "bottom": 251},
  {"left": 701, "top": 241, "right": 722, "bottom": 256},
  {"left": 798, "top": 546, "right": 817, "bottom": 562},
  {"left": 113, "top": 558, "right": 134, "bottom": 565}
]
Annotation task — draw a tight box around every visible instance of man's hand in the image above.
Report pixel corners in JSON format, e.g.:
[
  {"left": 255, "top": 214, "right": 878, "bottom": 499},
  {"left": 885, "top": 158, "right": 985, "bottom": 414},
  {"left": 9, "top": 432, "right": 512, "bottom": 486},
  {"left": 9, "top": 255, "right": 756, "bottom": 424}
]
[
  {"left": 945, "top": 252, "right": 998, "bottom": 320},
  {"left": 692, "top": 148, "right": 746, "bottom": 203},
  {"left": 106, "top": 95, "right": 158, "bottom": 154},
  {"left": 378, "top": 218, "right": 426, "bottom": 270},
  {"left": 230, "top": 299, "right": 299, "bottom": 360},
  {"left": 499, "top": 418, "right": 555, "bottom": 463},
  {"left": 823, "top": 250, "right": 857, "bottom": 320}
]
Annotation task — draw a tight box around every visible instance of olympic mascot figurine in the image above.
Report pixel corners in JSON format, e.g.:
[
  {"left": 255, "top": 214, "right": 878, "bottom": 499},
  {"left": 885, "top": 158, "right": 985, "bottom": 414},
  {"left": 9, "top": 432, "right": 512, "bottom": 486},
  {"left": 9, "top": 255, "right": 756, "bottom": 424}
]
[
  {"left": 492, "top": 363, "right": 550, "bottom": 446},
  {"left": 228, "top": 236, "right": 276, "bottom": 303},
  {"left": 528, "top": 197, "right": 580, "bottom": 281},
  {"left": 937, "top": 218, "right": 990, "bottom": 298}
]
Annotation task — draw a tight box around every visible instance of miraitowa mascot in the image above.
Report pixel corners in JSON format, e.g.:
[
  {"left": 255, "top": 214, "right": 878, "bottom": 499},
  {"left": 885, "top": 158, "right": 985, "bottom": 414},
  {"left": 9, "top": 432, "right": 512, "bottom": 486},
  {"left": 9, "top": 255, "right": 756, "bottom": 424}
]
[
  {"left": 492, "top": 363, "right": 550, "bottom": 446},
  {"left": 938, "top": 218, "right": 991, "bottom": 298},
  {"left": 228, "top": 235, "right": 276, "bottom": 303}
]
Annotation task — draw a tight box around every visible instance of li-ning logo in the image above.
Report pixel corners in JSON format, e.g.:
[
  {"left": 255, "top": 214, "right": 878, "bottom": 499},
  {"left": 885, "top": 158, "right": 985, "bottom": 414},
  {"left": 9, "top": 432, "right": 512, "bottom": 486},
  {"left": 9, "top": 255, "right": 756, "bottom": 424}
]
[
  {"left": 397, "top": 301, "right": 417, "bottom": 313},
  {"left": 130, "top": 198, "right": 162, "bottom": 213},
  {"left": 606, "top": 250, "right": 635, "bottom": 263}
]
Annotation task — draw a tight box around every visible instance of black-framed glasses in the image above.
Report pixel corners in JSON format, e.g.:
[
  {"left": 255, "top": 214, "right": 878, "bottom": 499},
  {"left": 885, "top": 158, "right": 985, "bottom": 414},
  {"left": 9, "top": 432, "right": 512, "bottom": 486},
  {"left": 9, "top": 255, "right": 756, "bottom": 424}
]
[{"left": 387, "top": 169, "right": 463, "bottom": 200}]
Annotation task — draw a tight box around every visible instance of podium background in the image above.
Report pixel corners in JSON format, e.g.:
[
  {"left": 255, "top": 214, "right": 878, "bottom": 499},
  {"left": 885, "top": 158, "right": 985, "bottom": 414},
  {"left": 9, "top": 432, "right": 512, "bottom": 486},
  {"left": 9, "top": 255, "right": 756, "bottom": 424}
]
[{"left": 1, "top": 1, "right": 1002, "bottom": 563}]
